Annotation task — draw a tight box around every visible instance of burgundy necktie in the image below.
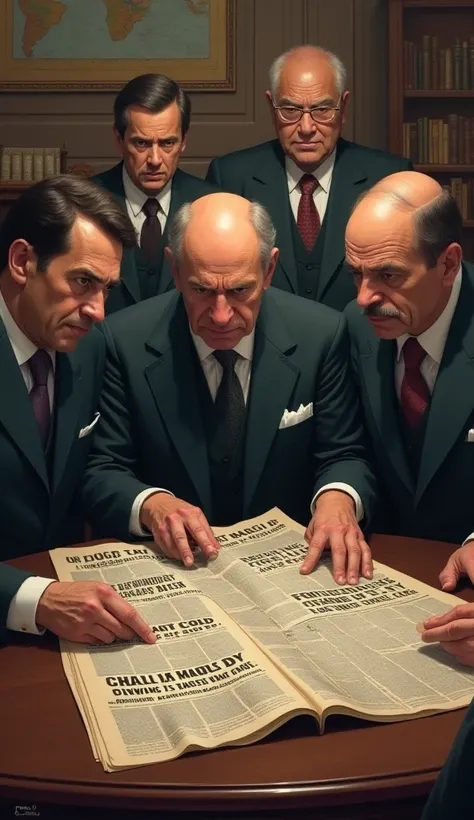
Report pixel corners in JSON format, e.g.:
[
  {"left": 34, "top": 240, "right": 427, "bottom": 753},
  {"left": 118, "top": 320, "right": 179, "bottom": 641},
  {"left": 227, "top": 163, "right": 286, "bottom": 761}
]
[
  {"left": 140, "top": 198, "right": 162, "bottom": 261},
  {"left": 297, "top": 174, "right": 320, "bottom": 252},
  {"left": 29, "top": 349, "right": 52, "bottom": 445},
  {"left": 400, "top": 337, "right": 430, "bottom": 428}
]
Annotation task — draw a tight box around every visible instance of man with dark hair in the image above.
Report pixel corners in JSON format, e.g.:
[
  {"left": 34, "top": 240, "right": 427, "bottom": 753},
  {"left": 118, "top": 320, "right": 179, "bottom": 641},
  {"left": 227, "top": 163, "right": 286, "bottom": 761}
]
[
  {"left": 93, "top": 73, "right": 218, "bottom": 314},
  {"left": 206, "top": 45, "right": 411, "bottom": 311},
  {"left": 0, "top": 175, "right": 155, "bottom": 647},
  {"left": 344, "top": 170, "right": 474, "bottom": 546},
  {"left": 83, "top": 193, "right": 376, "bottom": 583}
]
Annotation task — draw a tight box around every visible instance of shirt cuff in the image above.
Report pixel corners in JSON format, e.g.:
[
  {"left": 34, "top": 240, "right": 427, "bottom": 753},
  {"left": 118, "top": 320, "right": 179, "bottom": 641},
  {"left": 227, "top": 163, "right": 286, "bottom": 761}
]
[
  {"left": 6, "top": 576, "right": 56, "bottom": 635},
  {"left": 129, "top": 488, "right": 174, "bottom": 536},
  {"left": 311, "top": 483, "right": 364, "bottom": 522},
  {"left": 462, "top": 532, "right": 474, "bottom": 546}
]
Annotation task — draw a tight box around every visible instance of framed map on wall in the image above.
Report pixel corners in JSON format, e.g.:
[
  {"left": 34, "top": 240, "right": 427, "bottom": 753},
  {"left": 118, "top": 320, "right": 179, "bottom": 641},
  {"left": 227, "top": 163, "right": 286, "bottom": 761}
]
[{"left": 0, "top": 0, "right": 235, "bottom": 91}]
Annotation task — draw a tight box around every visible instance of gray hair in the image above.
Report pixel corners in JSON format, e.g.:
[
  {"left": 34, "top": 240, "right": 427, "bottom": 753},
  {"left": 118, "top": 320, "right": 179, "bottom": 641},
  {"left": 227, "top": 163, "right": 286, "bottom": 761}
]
[
  {"left": 167, "top": 200, "right": 277, "bottom": 271},
  {"left": 352, "top": 187, "right": 463, "bottom": 268},
  {"left": 269, "top": 45, "right": 347, "bottom": 100}
]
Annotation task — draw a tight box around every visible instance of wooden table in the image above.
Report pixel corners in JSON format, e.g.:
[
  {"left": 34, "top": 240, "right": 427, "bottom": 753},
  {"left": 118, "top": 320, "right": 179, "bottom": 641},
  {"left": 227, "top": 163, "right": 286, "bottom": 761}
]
[{"left": 1, "top": 535, "right": 472, "bottom": 819}]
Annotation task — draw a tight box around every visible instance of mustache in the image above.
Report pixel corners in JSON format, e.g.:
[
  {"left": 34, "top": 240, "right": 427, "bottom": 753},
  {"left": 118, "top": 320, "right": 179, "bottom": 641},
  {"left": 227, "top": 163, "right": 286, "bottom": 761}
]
[{"left": 363, "top": 304, "right": 402, "bottom": 319}]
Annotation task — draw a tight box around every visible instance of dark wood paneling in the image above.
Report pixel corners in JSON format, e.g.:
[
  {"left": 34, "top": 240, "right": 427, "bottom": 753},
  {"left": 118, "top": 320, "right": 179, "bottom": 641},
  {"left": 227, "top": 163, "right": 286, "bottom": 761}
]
[{"left": 0, "top": 0, "right": 390, "bottom": 177}]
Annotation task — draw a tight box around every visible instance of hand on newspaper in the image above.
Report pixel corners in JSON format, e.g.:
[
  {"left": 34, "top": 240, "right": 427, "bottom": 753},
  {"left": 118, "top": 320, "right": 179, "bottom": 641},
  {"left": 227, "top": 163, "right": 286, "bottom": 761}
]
[
  {"left": 36, "top": 581, "right": 157, "bottom": 645},
  {"left": 301, "top": 490, "right": 372, "bottom": 584},
  {"left": 438, "top": 544, "right": 474, "bottom": 591},
  {"left": 140, "top": 492, "right": 220, "bottom": 567},
  {"left": 420, "top": 603, "right": 474, "bottom": 666}
]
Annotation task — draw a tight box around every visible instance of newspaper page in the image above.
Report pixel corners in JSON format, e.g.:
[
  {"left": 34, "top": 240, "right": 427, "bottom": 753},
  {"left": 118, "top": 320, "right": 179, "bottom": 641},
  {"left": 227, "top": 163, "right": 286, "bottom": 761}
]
[{"left": 49, "top": 543, "right": 316, "bottom": 771}]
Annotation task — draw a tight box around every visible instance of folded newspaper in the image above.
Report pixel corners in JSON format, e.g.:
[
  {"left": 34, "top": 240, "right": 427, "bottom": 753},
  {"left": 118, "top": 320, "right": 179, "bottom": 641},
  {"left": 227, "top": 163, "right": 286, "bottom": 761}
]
[{"left": 49, "top": 508, "right": 474, "bottom": 771}]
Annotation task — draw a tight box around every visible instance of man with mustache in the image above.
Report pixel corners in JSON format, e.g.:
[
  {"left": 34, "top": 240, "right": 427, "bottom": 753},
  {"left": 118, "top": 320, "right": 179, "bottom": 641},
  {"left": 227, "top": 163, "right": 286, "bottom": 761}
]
[
  {"left": 0, "top": 176, "right": 156, "bottom": 647},
  {"left": 206, "top": 45, "right": 411, "bottom": 311},
  {"left": 83, "top": 192, "right": 376, "bottom": 583}
]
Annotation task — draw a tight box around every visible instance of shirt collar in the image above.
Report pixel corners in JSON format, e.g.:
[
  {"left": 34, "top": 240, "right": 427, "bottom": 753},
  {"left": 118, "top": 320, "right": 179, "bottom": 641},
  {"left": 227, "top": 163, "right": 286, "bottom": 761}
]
[
  {"left": 122, "top": 165, "right": 172, "bottom": 218},
  {"left": 0, "top": 288, "right": 55, "bottom": 369},
  {"left": 190, "top": 327, "right": 255, "bottom": 364},
  {"left": 396, "top": 266, "right": 463, "bottom": 364},
  {"left": 285, "top": 148, "right": 336, "bottom": 196}
]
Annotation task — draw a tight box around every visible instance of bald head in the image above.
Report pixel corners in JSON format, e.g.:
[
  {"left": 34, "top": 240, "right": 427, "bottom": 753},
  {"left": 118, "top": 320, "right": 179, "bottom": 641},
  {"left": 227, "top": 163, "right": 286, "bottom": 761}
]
[{"left": 166, "top": 193, "right": 278, "bottom": 349}]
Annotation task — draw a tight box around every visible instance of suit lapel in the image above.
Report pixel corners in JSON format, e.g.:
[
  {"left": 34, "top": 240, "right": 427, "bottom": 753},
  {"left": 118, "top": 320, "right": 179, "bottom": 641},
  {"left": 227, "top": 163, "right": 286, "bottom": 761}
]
[
  {"left": 243, "top": 293, "right": 300, "bottom": 510},
  {"left": 250, "top": 142, "right": 298, "bottom": 293},
  {"left": 0, "top": 321, "right": 48, "bottom": 488},
  {"left": 51, "top": 352, "right": 84, "bottom": 494},
  {"left": 101, "top": 162, "right": 141, "bottom": 304},
  {"left": 416, "top": 270, "right": 474, "bottom": 504},
  {"left": 318, "top": 140, "right": 367, "bottom": 300},
  {"left": 144, "top": 298, "right": 212, "bottom": 512},
  {"left": 359, "top": 333, "right": 414, "bottom": 494}
]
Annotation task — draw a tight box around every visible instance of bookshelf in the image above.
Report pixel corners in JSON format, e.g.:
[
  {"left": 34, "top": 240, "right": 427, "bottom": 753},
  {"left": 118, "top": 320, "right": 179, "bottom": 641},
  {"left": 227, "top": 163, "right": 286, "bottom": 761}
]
[{"left": 388, "top": 0, "right": 474, "bottom": 257}]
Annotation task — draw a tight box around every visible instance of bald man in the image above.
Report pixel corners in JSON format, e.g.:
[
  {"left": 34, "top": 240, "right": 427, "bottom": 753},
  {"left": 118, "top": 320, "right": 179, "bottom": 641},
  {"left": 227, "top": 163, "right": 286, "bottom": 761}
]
[
  {"left": 206, "top": 45, "right": 411, "bottom": 311},
  {"left": 83, "top": 193, "right": 376, "bottom": 582}
]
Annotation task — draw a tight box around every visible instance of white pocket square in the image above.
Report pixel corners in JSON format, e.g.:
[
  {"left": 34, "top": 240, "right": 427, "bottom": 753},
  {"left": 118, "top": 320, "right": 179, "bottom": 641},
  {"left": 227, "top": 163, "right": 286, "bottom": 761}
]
[
  {"left": 78, "top": 412, "right": 100, "bottom": 439},
  {"left": 278, "top": 402, "right": 313, "bottom": 429},
  {"left": 466, "top": 428, "right": 474, "bottom": 442}
]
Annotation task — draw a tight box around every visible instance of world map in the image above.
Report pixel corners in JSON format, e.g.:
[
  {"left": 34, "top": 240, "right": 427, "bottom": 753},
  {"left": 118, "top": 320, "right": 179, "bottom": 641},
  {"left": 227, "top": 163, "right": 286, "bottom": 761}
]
[{"left": 14, "top": 0, "right": 210, "bottom": 60}]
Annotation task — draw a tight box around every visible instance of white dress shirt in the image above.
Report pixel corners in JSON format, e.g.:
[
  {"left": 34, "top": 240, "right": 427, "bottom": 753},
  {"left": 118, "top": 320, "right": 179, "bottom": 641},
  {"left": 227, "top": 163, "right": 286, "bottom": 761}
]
[
  {"left": 393, "top": 268, "right": 473, "bottom": 543},
  {"left": 130, "top": 328, "right": 363, "bottom": 536},
  {"left": 0, "top": 290, "right": 57, "bottom": 635},
  {"left": 122, "top": 166, "right": 171, "bottom": 240},
  {"left": 286, "top": 149, "right": 337, "bottom": 225}
]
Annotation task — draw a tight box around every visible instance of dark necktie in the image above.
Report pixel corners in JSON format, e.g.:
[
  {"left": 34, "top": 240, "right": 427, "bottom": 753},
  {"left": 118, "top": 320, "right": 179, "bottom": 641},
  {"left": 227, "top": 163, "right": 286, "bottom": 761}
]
[
  {"left": 212, "top": 350, "right": 246, "bottom": 460},
  {"left": 140, "top": 198, "right": 162, "bottom": 261},
  {"left": 29, "top": 349, "right": 52, "bottom": 445},
  {"left": 400, "top": 337, "right": 430, "bottom": 428},
  {"left": 297, "top": 174, "right": 320, "bottom": 252}
]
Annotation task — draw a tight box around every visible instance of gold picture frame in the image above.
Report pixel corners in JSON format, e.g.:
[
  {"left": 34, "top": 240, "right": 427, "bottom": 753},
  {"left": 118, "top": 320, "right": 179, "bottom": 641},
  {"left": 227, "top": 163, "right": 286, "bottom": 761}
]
[{"left": 0, "top": 0, "right": 235, "bottom": 91}]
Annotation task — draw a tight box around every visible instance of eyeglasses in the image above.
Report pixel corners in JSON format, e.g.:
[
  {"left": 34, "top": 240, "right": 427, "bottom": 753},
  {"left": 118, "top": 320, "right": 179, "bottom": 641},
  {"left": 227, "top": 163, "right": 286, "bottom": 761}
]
[{"left": 273, "top": 101, "right": 341, "bottom": 124}]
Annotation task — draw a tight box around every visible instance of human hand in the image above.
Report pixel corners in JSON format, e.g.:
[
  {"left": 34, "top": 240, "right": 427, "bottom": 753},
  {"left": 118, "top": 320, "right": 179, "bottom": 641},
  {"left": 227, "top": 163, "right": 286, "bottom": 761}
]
[
  {"left": 438, "top": 544, "right": 474, "bottom": 592},
  {"left": 140, "top": 492, "right": 220, "bottom": 567},
  {"left": 301, "top": 490, "right": 372, "bottom": 583},
  {"left": 36, "top": 581, "right": 157, "bottom": 645},
  {"left": 419, "top": 602, "right": 474, "bottom": 667}
]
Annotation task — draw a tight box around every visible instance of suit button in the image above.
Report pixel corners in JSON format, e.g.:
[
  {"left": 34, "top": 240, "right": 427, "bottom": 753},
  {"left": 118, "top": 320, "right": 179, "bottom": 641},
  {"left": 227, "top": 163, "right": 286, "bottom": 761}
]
[
  {"left": 305, "top": 287, "right": 313, "bottom": 294},
  {"left": 221, "top": 456, "right": 230, "bottom": 464},
  {"left": 306, "top": 263, "right": 315, "bottom": 270}
]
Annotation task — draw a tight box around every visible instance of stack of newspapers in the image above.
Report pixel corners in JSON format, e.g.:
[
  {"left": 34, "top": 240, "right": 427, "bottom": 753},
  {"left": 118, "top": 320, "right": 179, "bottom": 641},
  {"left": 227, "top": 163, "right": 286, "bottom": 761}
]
[{"left": 50, "top": 509, "right": 474, "bottom": 772}]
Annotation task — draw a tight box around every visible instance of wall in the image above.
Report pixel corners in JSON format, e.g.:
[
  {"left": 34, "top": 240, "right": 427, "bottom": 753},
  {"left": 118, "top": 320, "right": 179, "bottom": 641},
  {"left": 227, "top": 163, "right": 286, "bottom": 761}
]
[{"left": 0, "top": 0, "right": 389, "bottom": 179}]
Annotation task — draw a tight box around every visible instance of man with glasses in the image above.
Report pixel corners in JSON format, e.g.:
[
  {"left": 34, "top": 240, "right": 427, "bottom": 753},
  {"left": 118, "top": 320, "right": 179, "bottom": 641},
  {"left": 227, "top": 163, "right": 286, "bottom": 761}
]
[{"left": 206, "top": 45, "right": 411, "bottom": 311}]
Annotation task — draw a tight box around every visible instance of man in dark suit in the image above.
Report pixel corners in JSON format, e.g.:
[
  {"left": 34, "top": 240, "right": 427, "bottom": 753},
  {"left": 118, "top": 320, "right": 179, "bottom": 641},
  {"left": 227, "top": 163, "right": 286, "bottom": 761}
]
[
  {"left": 345, "top": 170, "right": 473, "bottom": 545},
  {"left": 93, "top": 73, "right": 217, "bottom": 314},
  {"left": 206, "top": 45, "right": 411, "bottom": 311},
  {"left": 0, "top": 176, "right": 155, "bottom": 647},
  {"left": 83, "top": 192, "right": 376, "bottom": 581}
]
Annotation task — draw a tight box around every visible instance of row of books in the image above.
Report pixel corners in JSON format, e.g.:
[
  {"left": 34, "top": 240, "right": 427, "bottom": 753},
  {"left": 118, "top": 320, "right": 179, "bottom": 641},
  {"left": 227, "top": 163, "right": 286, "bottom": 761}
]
[
  {"left": 0, "top": 146, "right": 62, "bottom": 181},
  {"left": 448, "top": 178, "right": 474, "bottom": 221},
  {"left": 402, "top": 117, "right": 474, "bottom": 166},
  {"left": 404, "top": 36, "right": 474, "bottom": 90}
]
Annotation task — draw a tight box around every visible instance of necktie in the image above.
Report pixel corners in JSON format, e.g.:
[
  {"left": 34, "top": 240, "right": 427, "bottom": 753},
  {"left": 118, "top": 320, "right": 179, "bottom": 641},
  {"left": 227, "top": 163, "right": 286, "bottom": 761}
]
[
  {"left": 29, "top": 349, "right": 52, "bottom": 445},
  {"left": 297, "top": 174, "right": 320, "bottom": 252},
  {"left": 400, "top": 337, "right": 430, "bottom": 428},
  {"left": 212, "top": 350, "right": 246, "bottom": 461},
  {"left": 140, "top": 198, "right": 162, "bottom": 261}
]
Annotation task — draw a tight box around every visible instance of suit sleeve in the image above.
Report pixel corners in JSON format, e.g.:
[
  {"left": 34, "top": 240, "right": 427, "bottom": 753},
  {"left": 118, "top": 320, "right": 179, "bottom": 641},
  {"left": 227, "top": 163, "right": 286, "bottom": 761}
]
[
  {"left": 0, "top": 565, "right": 34, "bottom": 643},
  {"left": 205, "top": 158, "right": 222, "bottom": 187},
  {"left": 312, "top": 314, "right": 377, "bottom": 527},
  {"left": 81, "top": 323, "right": 159, "bottom": 541}
]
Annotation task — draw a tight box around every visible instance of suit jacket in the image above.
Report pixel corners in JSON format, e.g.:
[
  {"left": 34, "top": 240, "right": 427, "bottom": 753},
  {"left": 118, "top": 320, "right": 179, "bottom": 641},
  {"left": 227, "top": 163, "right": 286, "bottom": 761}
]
[
  {"left": 93, "top": 162, "right": 218, "bottom": 314},
  {"left": 421, "top": 695, "right": 474, "bottom": 820},
  {"left": 206, "top": 138, "right": 412, "bottom": 311},
  {"left": 0, "top": 323, "right": 105, "bottom": 641},
  {"left": 345, "top": 261, "right": 474, "bottom": 544},
  {"left": 82, "top": 289, "right": 376, "bottom": 541}
]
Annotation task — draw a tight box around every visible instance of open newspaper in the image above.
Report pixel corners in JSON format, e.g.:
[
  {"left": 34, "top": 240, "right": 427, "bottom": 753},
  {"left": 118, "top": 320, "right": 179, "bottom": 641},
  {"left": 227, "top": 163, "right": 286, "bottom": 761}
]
[{"left": 50, "top": 509, "right": 474, "bottom": 771}]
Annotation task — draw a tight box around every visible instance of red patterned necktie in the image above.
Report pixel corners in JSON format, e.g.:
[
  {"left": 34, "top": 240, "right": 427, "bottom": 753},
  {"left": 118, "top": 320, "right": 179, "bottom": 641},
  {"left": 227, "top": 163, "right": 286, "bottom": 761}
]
[
  {"left": 400, "top": 337, "right": 430, "bottom": 428},
  {"left": 297, "top": 174, "right": 320, "bottom": 252},
  {"left": 140, "top": 198, "right": 162, "bottom": 261},
  {"left": 29, "top": 349, "right": 52, "bottom": 445}
]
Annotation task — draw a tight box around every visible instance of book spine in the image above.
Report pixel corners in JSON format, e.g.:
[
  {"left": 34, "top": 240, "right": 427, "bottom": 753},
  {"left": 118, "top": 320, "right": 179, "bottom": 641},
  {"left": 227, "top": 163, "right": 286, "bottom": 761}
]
[
  {"left": 0, "top": 147, "right": 11, "bottom": 180},
  {"left": 409, "top": 122, "right": 418, "bottom": 164},
  {"left": 454, "top": 38, "right": 462, "bottom": 90},
  {"left": 422, "top": 34, "right": 431, "bottom": 89},
  {"left": 33, "top": 148, "right": 44, "bottom": 180},
  {"left": 439, "top": 48, "right": 446, "bottom": 90},
  {"left": 22, "top": 149, "right": 33, "bottom": 181},
  {"left": 448, "top": 114, "right": 458, "bottom": 164},
  {"left": 459, "top": 116, "right": 465, "bottom": 165},
  {"left": 11, "top": 149, "right": 22, "bottom": 181},
  {"left": 44, "top": 149, "right": 55, "bottom": 178},
  {"left": 431, "top": 36, "right": 439, "bottom": 90},
  {"left": 445, "top": 48, "right": 453, "bottom": 90},
  {"left": 54, "top": 147, "right": 61, "bottom": 175},
  {"left": 443, "top": 122, "right": 449, "bottom": 165},
  {"left": 462, "top": 40, "right": 469, "bottom": 90},
  {"left": 470, "top": 37, "right": 474, "bottom": 90}
]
